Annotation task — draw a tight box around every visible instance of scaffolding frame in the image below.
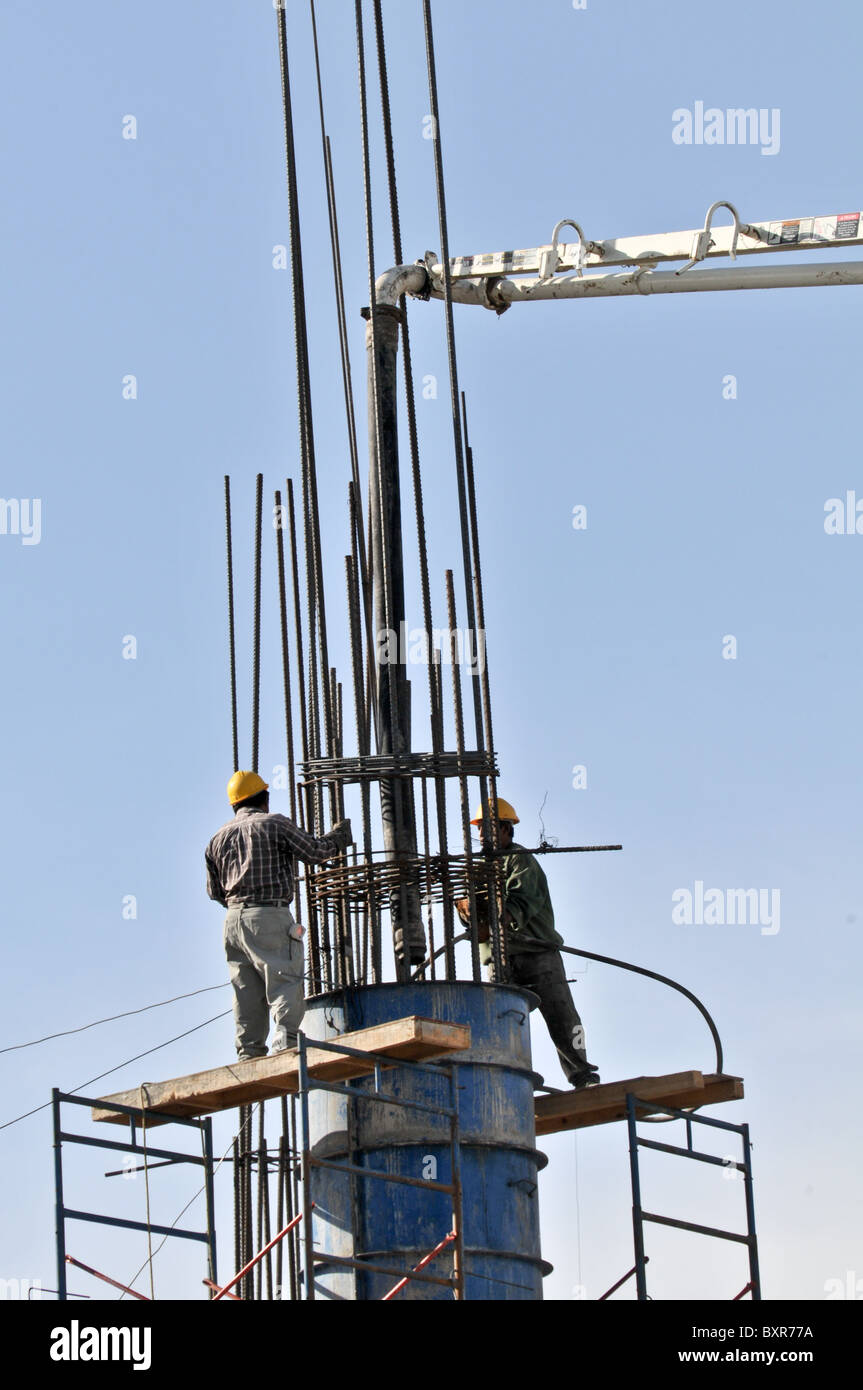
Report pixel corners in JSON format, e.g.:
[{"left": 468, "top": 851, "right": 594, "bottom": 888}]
[
  {"left": 626, "top": 1092, "right": 760, "bottom": 1301},
  {"left": 52, "top": 1088, "right": 217, "bottom": 1301}
]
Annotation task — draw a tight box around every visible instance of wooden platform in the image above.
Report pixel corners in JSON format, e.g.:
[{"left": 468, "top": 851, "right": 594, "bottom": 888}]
[
  {"left": 534, "top": 1071, "right": 744, "bottom": 1136},
  {"left": 92, "top": 1016, "right": 471, "bottom": 1127}
]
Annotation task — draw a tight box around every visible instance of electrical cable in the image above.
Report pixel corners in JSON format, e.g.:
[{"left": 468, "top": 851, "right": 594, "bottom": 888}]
[
  {"left": 0, "top": 1010, "right": 231, "bottom": 1133},
  {"left": 0, "top": 983, "right": 229, "bottom": 1057}
]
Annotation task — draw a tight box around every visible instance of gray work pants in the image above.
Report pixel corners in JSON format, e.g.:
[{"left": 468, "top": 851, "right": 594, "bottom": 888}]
[
  {"left": 223, "top": 905, "right": 305, "bottom": 1060},
  {"left": 506, "top": 949, "right": 597, "bottom": 1085}
]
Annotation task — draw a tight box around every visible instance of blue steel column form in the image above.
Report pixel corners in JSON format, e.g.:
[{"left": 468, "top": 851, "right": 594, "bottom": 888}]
[
  {"left": 303, "top": 981, "right": 548, "bottom": 1300},
  {"left": 296, "top": 1036, "right": 461, "bottom": 1294}
]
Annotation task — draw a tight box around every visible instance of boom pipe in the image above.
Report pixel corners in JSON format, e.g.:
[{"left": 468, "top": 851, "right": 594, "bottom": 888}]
[
  {"left": 454, "top": 259, "right": 863, "bottom": 307},
  {"left": 375, "top": 258, "right": 863, "bottom": 314}
]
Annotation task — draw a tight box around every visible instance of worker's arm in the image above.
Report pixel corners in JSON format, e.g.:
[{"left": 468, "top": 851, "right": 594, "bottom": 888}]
[
  {"left": 500, "top": 852, "right": 543, "bottom": 934},
  {"left": 500, "top": 850, "right": 563, "bottom": 948},
  {"left": 277, "top": 815, "right": 352, "bottom": 865},
  {"left": 205, "top": 850, "right": 227, "bottom": 907}
]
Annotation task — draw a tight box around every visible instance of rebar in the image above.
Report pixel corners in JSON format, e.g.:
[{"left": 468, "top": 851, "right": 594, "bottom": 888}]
[
  {"left": 275, "top": 489, "right": 298, "bottom": 821},
  {"left": 224, "top": 477, "right": 239, "bottom": 773},
  {"left": 255, "top": 1104, "right": 265, "bottom": 1299},
  {"left": 446, "top": 571, "right": 481, "bottom": 982},
  {"left": 252, "top": 472, "right": 263, "bottom": 774}
]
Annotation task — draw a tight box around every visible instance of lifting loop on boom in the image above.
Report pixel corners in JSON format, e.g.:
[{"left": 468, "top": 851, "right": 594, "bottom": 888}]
[
  {"left": 539, "top": 217, "right": 603, "bottom": 281},
  {"left": 677, "top": 199, "right": 742, "bottom": 273}
]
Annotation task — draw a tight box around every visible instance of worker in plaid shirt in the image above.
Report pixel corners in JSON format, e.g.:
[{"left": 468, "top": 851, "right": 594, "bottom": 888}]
[{"left": 207, "top": 771, "right": 351, "bottom": 1060}]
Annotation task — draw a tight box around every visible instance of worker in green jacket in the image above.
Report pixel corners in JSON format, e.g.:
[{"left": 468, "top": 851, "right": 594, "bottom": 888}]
[{"left": 457, "top": 797, "right": 600, "bottom": 1090}]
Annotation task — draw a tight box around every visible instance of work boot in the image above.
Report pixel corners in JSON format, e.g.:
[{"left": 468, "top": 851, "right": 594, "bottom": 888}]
[{"left": 570, "top": 1065, "right": 601, "bottom": 1091}]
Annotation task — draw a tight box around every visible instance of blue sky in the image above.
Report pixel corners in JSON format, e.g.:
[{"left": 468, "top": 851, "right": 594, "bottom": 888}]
[{"left": 1, "top": 0, "right": 861, "bottom": 1302}]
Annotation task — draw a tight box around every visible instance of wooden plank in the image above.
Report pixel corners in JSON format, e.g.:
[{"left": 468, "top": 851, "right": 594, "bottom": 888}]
[
  {"left": 536, "top": 1071, "right": 702, "bottom": 1132},
  {"left": 92, "top": 1016, "right": 471, "bottom": 1127},
  {"left": 535, "top": 1072, "right": 744, "bottom": 1136}
]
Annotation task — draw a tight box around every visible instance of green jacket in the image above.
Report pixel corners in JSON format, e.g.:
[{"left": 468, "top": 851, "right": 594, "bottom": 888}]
[{"left": 500, "top": 843, "right": 564, "bottom": 954}]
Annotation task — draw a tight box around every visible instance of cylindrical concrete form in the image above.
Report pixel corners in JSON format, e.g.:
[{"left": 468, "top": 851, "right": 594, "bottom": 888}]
[{"left": 303, "top": 982, "right": 549, "bottom": 1300}]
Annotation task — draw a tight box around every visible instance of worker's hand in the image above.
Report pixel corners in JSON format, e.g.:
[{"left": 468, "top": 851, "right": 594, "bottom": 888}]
[
  {"left": 454, "top": 896, "right": 490, "bottom": 942},
  {"left": 331, "top": 818, "right": 352, "bottom": 849}
]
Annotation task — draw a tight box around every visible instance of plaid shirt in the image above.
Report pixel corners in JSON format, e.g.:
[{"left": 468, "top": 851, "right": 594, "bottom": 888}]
[{"left": 206, "top": 807, "right": 343, "bottom": 908}]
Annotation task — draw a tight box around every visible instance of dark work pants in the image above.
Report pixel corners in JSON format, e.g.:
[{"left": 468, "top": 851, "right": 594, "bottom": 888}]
[{"left": 506, "top": 949, "right": 597, "bottom": 1085}]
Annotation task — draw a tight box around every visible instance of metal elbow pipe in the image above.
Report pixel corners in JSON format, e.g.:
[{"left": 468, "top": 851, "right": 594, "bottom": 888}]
[{"left": 373, "top": 263, "right": 432, "bottom": 307}]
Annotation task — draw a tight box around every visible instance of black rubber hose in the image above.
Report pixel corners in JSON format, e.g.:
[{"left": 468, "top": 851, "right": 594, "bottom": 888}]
[
  {"left": 414, "top": 937, "right": 724, "bottom": 1076},
  {"left": 559, "top": 944, "right": 723, "bottom": 1075}
]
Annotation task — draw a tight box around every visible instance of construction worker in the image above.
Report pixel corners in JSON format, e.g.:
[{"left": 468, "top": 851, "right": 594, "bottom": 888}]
[
  {"left": 457, "top": 798, "right": 600, "bottom": 1090},
  {"left": 206, "top": 771, "right": 351, "bottom": 1061}
]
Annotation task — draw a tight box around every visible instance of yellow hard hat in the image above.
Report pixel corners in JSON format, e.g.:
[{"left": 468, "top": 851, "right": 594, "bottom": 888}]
[
  {"left": 227, "top": 771, "right": 269, "bottom": 805},
  {"left": 470, "top": 797, "right": 519, "bottom": 826}
]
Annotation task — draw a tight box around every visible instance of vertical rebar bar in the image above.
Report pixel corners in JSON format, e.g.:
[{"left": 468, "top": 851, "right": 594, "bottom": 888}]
[
  {"left": 275, "top": 1128, "right": 285, "bottom": 1300},
  {"left": 446, "top": 571, "right": 481, "bottom": 982},
  {"left": 255, "top": 1104, "right": 265, "bottom": 1300},
  {"left": 420, "top": 776, "right": 436, "bottom": 980},
  {"left": 422, "top": 0, "right": 487, "bottom": 767},
  {"left": 461, "top": 395, "right": 505, "bottom": 979},
  {"left": 275, "top": 489, "right": 298, "bottom": 822},
  {"left": 357, "top": 0, "right": 423, "bottom": 978},
  {"left": 276, "top": 2, "right": 334, "bottom": 776},
  {"left": 224, "top": 477, "right": 239, "bottom": 773},
  {"left": 349, "top": 485, "right": 381, "bottom": 979},
  {"left": 309, "top": 0, "right": 378, "bottom": 744},
  {"left": 287, "top": 480, "right": 325, "bottom": 990},
  {"left": 252, "top": 472, "right": 263, "bottom": 775},
  {"left": 372, "top": 0, "right": 442, "bottom": 770},
  {"left": 286, "top": 479, "right": 309, "bottom": 781},
  {"left": 260, "top": 1116, "right": 273, "bottom": 1299},
  {"left": 434, "top": 659, "right": 457, "bottom": 980},
  {"left": 242, "top": 1105, "right": 254, "bottom": 1301}
]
